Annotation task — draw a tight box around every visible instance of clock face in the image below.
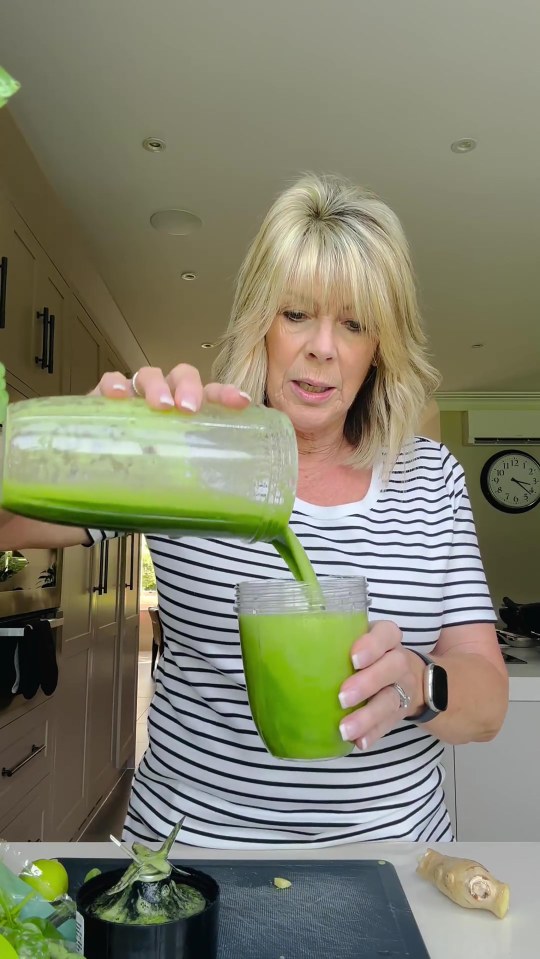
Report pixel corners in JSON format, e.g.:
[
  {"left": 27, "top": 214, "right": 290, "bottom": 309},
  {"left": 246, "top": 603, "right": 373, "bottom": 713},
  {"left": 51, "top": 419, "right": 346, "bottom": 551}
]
[{"left": 480, "top": 449, "right": 540, "bottom": 513}]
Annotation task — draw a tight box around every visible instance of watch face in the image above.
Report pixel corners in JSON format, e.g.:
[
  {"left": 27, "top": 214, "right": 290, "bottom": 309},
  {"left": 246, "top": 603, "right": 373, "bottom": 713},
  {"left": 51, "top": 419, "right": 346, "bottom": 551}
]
[
  {"left": 480, "top": 449, "right": 540, "bottom": 513},
  {"left": 430, "top": 664, "right": 448, "bottom": 711}
]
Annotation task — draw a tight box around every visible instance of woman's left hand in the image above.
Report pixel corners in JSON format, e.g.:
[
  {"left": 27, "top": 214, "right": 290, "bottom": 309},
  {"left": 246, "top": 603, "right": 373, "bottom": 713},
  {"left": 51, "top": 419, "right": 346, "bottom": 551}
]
[{"left": 338, "top": 621, "right": 425, "bottom": 750}]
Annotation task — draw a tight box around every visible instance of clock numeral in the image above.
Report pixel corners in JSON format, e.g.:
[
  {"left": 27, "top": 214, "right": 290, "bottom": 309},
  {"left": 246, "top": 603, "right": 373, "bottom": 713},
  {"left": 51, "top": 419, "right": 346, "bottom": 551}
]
[
  {"left": 497, "top": 486, "right": 503, "bottom": 493},
  {"left": 513, "top": 496, "right": 519, "bottom": 503}
]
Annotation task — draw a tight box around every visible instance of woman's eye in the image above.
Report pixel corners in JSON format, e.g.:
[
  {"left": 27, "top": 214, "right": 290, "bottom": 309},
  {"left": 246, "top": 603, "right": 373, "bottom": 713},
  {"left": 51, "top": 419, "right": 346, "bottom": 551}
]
[
  {"left": 283, "top": 310, "right": 306, "bottom": 322},
  {"left": 344, "top": 319, "right": 363, "bottom": 332}
]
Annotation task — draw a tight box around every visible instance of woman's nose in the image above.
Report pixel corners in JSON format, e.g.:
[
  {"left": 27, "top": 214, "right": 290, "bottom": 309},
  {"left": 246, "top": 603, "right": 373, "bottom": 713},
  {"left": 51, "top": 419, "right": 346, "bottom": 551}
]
[{"left": 305, "top": 319, "right": 337, "bottom": 362}]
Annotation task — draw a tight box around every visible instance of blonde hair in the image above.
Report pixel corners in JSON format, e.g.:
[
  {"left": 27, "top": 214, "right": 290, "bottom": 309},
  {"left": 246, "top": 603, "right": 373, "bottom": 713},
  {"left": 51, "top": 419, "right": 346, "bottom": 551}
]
[{"left": 212, "top": 173, "right": 440, "bottom": 472}]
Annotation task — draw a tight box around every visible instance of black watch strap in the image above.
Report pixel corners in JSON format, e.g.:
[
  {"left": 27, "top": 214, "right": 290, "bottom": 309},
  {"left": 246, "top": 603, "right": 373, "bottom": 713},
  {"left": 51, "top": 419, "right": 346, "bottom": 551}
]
[{"left": 405, "top": 650, "right": 448, "bottom": 724}]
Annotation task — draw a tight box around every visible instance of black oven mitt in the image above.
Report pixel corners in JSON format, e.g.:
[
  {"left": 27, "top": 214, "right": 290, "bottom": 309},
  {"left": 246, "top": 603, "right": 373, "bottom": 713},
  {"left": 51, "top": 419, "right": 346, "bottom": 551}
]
[
  {"left": 0, "top": 634, "right": 17, "bottom": 707},
  {"left": 17, "top": 623, "right": 41, "bottom": 700},
  {"left": 37, "top": 618, "right": 58, "bottom": 696}
]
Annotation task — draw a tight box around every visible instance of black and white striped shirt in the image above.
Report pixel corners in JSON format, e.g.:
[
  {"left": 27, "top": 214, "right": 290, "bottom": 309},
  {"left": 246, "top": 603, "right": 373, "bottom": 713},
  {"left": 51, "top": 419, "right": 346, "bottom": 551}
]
[{"left": 88, "top": 438, "right": 496, "bottom": 848}]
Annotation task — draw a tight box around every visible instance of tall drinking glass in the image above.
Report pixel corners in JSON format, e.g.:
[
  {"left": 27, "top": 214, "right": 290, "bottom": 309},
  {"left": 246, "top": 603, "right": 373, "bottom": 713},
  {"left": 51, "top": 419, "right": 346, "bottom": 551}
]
[{"left": 236, "top": 577, "right": 368, "bottom": 761}]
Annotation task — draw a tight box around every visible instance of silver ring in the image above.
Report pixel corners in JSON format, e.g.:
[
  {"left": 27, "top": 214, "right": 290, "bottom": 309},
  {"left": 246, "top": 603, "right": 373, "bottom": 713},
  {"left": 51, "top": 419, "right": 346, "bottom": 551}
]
[
  {"left": 392, "top": 682, "right": 411, "bottom": 710},
  {"left": 131, "top": 370, "right": 143, "bottom": 396}
]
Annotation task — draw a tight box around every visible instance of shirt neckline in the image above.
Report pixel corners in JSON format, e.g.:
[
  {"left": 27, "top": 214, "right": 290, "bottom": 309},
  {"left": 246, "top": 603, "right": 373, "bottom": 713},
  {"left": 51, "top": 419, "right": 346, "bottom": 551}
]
[{"left": 294, "top": 462, "right": 382, "bottom": 518}]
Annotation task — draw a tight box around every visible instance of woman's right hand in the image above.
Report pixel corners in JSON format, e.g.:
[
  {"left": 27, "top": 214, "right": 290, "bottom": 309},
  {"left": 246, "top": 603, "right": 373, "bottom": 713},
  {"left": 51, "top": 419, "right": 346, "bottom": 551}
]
[{"left": 90, "top": 364, "right": 251, "bottom": 413}]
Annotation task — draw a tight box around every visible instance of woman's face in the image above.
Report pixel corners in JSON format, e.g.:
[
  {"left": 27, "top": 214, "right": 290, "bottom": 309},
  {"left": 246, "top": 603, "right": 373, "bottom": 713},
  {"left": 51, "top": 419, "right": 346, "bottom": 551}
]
[{"left": 265, "top": 297, "right": 378, "bottom": 442}]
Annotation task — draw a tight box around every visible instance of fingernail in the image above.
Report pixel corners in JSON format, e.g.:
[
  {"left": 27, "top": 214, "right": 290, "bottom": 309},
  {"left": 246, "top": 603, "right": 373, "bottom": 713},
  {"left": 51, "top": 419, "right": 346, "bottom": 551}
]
[
  {"left": 159, "top": 393, "right": 175, "bottom": 407},
  {"left": 339, "top": 722, "right": 352, "bottom": 742},
  {"left": 352, "top": 651, "right": 369, "bottom": 670},
  {"left": 112, "top": 383, "right": 127, "bottom": 392},
  {"left": 339, "top": 690, "right": 354, "bottom": 709},
  {"left": 179, "top": 398, "right": 197, "bottom": 412},
  {"left": 239, "top": 391, "right": 252, "bottom": 401},
  {"left": 360, "top": 737, "right": 369, "bottom": 751}
]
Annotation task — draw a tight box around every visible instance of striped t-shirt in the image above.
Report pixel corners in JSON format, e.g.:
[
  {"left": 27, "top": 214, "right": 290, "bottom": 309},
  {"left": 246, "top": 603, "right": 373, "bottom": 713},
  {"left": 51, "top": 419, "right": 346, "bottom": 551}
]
[{"left": 88, "top": 437, "right": 496, "bottom": 848}]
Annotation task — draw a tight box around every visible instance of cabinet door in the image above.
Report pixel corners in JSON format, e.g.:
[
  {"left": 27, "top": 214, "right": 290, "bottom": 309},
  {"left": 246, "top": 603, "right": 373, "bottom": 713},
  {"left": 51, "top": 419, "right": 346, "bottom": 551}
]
[
  {"left": 50, "top": 543, "right": 95, "bottom": 839},
  {"left": 113, "top": 535, "right": 140, "bottom": 768},
  {"left": 86, "top": 537, "right": 122, "bottom": 807},
  {"left": 32, "top": 255, "right": 67, "bottom": 395},
  {"left": 114, "top": 613, "right": 140, "bottom": 768},
  {"left": 0, "top": 196, "right": 40, "bottom": 386},
  {"left": 124, "top": 534, "right": 141, "bottom": 620},
  {"left": 0, "top": 777, "right": 51, "bottom": 841},
  {"left": 454, "top": 702, "right": 540, "bottom": 840},
  {"left": 0, "top": 198, "right": 66, "bottom": 394},
  {"left": 67, "top": 297, "right": 127, "bottom": 395},
  {"left": 99, "top": 346, "right": 126, "bottom": 379},
  {"left": 66, "top": 299, "right": 101, "bottom": 395}
]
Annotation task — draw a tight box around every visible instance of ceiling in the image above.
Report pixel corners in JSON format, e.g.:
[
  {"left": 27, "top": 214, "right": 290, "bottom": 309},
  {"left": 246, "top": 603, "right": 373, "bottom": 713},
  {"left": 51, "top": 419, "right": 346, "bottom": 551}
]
[{"left": 1, "top": 0, "right": 539, "bottom": 392}]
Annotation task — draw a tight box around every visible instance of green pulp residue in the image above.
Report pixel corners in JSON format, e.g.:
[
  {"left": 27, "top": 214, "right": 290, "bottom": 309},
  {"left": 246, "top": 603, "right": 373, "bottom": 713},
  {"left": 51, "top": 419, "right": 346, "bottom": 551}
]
[
  {"left": 0, "top": 67, "right": 20, "bottom": 108},
  {"left": 0, "top": 362, "right": 8, "bottom": 425},
  {"left": 89, "top": 821, "right": 206, "bottom": 926}
]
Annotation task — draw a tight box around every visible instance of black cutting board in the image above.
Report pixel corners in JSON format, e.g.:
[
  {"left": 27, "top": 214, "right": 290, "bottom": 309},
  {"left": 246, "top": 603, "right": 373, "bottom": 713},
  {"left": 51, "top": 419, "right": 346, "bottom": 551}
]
[{"left": 61, "top": 857, "right": 431, "bottom": 959}]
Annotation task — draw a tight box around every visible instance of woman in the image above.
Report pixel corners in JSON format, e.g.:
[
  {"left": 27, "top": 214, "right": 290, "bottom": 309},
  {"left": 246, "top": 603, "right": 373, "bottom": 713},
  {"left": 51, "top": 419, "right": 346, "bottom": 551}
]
[{"left": 0, "top": 174, "right": 508, "bottom": 846}]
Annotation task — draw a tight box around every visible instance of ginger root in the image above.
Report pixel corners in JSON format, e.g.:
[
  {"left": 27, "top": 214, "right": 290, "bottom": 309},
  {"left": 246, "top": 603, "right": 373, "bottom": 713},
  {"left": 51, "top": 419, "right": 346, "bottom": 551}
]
[
  {"left": 273, "top": 877, "right": 292, "bottom": 889},
  {"left": 417, "top": 849, "right": 509, "bottom": 918}
]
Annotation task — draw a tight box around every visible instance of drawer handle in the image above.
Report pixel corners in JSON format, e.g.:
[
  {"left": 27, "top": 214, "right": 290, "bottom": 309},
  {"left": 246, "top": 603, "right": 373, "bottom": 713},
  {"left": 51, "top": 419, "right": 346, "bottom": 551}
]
[
  {"left": 0, "top": 256, "right": 8, "bottom": 329},
  {"left": 2, "top": 743, "right": 45, "bottom": 778}
]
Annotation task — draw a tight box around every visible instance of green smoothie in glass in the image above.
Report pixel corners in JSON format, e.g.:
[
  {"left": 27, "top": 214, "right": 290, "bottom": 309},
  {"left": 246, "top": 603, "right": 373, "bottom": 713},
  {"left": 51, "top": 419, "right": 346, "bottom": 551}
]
[{"left": 237, "top": 575, "right": 368, "bottom": 761}]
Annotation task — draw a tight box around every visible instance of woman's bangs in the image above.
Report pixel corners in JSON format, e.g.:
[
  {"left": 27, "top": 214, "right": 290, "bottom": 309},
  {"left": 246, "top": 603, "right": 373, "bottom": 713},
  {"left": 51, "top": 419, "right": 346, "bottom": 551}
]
[{"left": 276, "top": 229, "right": 380, "bottom": 336}]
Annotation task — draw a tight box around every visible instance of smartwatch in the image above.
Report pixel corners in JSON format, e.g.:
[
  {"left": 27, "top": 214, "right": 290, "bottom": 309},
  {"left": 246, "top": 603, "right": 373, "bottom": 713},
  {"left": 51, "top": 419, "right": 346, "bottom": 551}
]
[{"left": 407, "top": 650, "right": 448, "bottom": 723}]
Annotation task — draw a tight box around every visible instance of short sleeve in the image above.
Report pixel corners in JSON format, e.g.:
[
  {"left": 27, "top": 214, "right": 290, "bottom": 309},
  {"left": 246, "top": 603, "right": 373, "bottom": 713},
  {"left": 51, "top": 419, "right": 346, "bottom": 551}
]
[
  {"left": 83, "top": 529, "right": 122, "bottom": 547},
  {"left": 440, "top": 445, "right": 497, "bottom": 628}
]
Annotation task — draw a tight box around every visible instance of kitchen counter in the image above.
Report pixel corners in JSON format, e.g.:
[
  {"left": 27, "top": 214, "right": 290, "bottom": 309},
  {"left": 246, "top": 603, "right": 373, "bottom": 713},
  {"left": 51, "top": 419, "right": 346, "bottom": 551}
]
[
  {"left": 14, "top": 840, "right": 537, "bottom": 958},
  {"left": 503, "top": 644, "right": 540, "bottom": 700}
]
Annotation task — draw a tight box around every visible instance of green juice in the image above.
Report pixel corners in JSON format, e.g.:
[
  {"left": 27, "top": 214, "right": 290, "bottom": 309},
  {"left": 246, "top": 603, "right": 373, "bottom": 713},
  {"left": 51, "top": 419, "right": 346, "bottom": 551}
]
[
  {"left": 240, "top": 608, "right": 368, "bottom": 760},
  {"left": 1, "top": 478, "right": 290, "bottom": 539}
]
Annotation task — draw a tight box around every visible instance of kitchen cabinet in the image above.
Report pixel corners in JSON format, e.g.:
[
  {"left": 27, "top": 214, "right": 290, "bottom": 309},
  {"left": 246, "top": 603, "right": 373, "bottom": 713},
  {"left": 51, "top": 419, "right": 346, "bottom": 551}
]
[
  {"left": 86, "top": 537, "right": 122, "bottom": 810},
  {"left": 66, "top": 297, "right": 128, "bottom": 395},
  {"left": 0, "top": 194, "right": 66, "bottom": 395},
  {"left": 114, "top": 534, "right": 141, "bottom": 768},
  {"left": 453, "top": 701, "right": 540, "bottom": 840},
  {"left": 0, "top": 700, "right": 54, "bottom": 839},
  {"left": 0, "top": 777, "right": 51, "bottom": 842},
  {"left": 48, "top": 544, "right": 94, "bottom": 840},
  {"left": 49, "top": 534, "right": 140, "bottom": 839}
]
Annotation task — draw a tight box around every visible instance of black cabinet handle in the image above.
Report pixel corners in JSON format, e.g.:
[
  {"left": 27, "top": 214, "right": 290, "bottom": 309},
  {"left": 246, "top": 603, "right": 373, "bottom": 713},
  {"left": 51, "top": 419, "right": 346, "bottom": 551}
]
[
  {"left": 47, "top": 313, "right": 55, "bottom": 374},
  {"left": 130, "top": 535, "right": 135, "bottom": 590},
  {"left": 93, "top": 541, "right": 105, "bottom": 595},
  {"left": 0, "top": 256, "right": 8, "bottom": 329},
  {"left": 103, "top": 540, "right": 110, "bottom": 594},
  {"left": 126, "top": 534, "right": 135, "bottom": 590},
  {"left": 35, "top": 308, "right": 49, "bottom": 369}
]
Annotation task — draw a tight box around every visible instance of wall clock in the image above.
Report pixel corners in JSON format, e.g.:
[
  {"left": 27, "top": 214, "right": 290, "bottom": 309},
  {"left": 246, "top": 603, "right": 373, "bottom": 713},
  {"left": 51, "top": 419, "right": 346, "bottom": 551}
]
[{"left": 480, "top": 449, "right": 540, "bottom": 513}]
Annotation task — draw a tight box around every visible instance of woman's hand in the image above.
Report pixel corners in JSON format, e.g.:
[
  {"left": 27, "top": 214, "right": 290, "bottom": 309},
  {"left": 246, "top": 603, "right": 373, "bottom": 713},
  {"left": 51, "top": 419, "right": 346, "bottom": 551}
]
[
  {"left": 90, "top": 364, "right": 251, "bottom": 412},
  {"left": 338, "top": 621, "right": 425, "bottom": 750}
]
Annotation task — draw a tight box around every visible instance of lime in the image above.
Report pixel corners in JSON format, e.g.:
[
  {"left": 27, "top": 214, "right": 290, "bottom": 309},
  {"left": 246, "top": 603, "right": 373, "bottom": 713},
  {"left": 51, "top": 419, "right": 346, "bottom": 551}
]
[
  {"left": 0, "top": 933, "right": 18, "bottom": 959},
  {"left": 83, "top": 867, "right": 102, "bottom": 884},
  {"left": 21, "top": 857, "right": 69, "bottom": 901}
]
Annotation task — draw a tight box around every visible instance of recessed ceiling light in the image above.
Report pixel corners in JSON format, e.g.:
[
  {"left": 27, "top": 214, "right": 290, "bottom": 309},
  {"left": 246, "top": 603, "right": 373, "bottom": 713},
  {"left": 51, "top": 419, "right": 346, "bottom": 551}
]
[
  {"left": 451, "top": 138, "right": 477, "bottom": 154},
  {"left": 181, "top": 272, "right": 197, "bottom": 281},
  {"left": 201, "top": 342, "right": 215, "bottom": 349},
  {"left": 142, "top": 136, "right": 166, "bottom": 153},
  {"left": 150, "top": 210, "right": 203, "bottom": 235},
  {"left": 471, "top": 343, "right": 484, "bottom": 349}
]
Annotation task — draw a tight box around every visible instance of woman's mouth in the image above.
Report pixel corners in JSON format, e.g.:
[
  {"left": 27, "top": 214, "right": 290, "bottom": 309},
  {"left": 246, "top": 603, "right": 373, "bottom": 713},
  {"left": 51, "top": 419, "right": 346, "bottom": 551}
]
[{"left": 291, "top": 380, "right": 336, "bottom": 402}]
